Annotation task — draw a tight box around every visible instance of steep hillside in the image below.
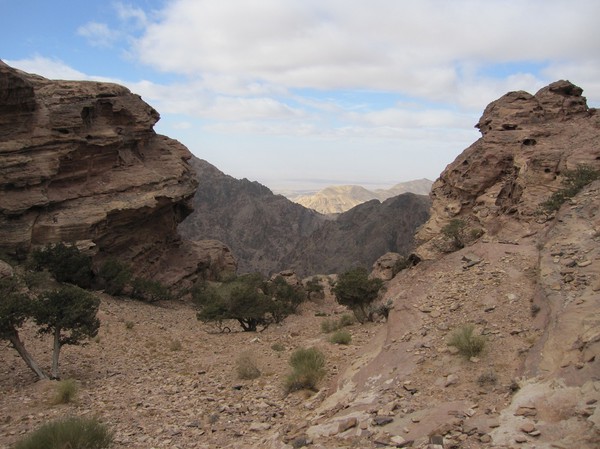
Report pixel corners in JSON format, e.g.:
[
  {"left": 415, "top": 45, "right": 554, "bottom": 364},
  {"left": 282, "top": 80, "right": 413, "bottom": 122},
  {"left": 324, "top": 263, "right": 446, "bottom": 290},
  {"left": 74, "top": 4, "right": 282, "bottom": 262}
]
[
  {"left": 283, "top": 193, "right": 431, "bottom": 277},
  {"left": 179, "top": 158, "right": 430, "bottom": 276},
  {"left": 305, "top": 80, "right": 600, "bottom": 448},
  {"left": 294, "top": 178, "right": 433, "bottom": 214},
  {"left": 178, "top": 157, "right": 326, "bottom": 275},
  {"left": 0, "top": 61, "right": 234, "bottom": 286}
]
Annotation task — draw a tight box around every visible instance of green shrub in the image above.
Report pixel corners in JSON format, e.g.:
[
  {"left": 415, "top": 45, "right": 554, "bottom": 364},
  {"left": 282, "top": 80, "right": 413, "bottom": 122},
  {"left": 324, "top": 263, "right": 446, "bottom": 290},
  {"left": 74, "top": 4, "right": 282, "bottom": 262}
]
[
  {"left": 321, "top": 314, "right": 355, "bottom": 334},
  {"left": 305, "top": 277, "right": 324, "bottom": 300},
  {"left": 541, "top": 164, "right": 600, "bottom": 212},
  {"left": 97, "top": 258, "right": 131, "bottom": 296},
  {"left": 329, "top": 330, "right": 352, "bottom": 345},
  {"left": 30, "top": 243, "right": 93, "bottom": 288},
  {"left": 320, "top": 318, "right": 339, "bottom": 334},
  {"left": 284, "top": 347, "right": 326, "bottom": 393},
  {"left": 333, "top": 267, "right": 383, "bottom": 323},
  {"left": 441, "top": 219, "right": 467, "bottom": 250},
  {"left": 131, "top": 277, "right": 171, "bottom": 302},
  {"left": 448, "top": 324, "right": 486, "bottom": 358},
  {"left": 338, "top": 314, "right": 355, "bottom": 327},
  {"left": 169, "top": 339, "right": 182, "bottom": 351},
  {"left": 271, "top": 342, "right": 285, "bottom": 352},
  {"left": 52, "top": 379, "right": 78, "bottom": 404},
  {"left": 124, "top": 320, "right": 134, "bottom": 330},
  {"left": 14, "top": 416, "right": 112, "bottom": 449},
  {"left": 477, "top": 370, "right": 498, "bottom": 386},
  {"left": 236, "top": 352, "right": 261, "bottom": 380}
]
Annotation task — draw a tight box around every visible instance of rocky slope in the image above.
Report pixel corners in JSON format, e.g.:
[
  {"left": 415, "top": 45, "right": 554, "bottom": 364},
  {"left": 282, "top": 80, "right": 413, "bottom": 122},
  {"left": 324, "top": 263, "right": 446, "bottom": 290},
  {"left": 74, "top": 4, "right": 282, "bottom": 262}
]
[
  {"left": 303, "top": 80, "right": 600, "bottom": 448},
  {"left": 178, "top": 157, "right": 326, "bottom": 275},
  {"left": 282, "top": 193, "right": 431, "bottom": 277},
  {"left": 179, "top": 158, "right": 429, "bottom": 276},
  {"left": 0, "top": 61, "right": 234, "bottom": 285},
  {"left": 293, "top": 179, "right": 433, "bottom": 215}
]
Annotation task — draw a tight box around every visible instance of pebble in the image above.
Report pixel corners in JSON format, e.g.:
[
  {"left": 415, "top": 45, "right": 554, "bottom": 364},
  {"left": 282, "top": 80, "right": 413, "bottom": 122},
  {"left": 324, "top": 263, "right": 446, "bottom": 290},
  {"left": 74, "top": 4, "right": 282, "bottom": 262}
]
[
  {"left": 520, "top": 422, "right": 536, "bottom": 433},
  {"left": 444, "top": 374, "right": 459, "bottom": 387}
]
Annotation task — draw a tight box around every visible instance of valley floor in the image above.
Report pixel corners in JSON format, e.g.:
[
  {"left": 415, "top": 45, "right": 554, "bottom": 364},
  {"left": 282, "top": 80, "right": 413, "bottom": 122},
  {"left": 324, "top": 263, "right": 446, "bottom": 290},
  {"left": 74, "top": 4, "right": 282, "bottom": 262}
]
[{"left": 0, "top": 290, "right": 381, "bottom": 449}]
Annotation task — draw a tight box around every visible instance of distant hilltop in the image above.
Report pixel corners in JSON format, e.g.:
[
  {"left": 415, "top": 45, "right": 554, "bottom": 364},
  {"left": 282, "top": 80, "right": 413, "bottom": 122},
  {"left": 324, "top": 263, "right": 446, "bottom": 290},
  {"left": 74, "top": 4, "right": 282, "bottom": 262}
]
[{"left": 289, "top": 179, "right": 433, "bottom": 214}]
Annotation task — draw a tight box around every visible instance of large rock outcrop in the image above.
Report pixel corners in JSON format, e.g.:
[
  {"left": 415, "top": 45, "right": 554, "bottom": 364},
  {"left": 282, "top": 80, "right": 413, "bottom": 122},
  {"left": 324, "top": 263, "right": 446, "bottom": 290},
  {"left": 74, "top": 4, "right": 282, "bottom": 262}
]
[
  {"left": 305, "top": 81, "right": 600, "bottom": 448},
  {"left": 417, "top": 80, "right": 600, "bottom": 257},
  {"left": 0, "top": 61, "right": 235, "bottom": 285}
]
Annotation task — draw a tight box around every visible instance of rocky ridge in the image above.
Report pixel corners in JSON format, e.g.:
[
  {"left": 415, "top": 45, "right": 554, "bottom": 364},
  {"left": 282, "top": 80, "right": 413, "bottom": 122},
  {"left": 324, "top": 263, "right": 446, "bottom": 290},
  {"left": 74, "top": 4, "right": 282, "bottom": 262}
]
[
  {"left": 417, "top": 80, "right": 600, "bottom": 258},
  {"left": 0, "top": 61, "right": 234, "bottom": 286},
  {"left": 178, "top": 157, "right": 326, "bottom": 275},
  {"left": 293, "top": 179, "right": 433, "bottom": 215},
  {"left": 282, "top": 193, "right": 431, "bottom": 277}
]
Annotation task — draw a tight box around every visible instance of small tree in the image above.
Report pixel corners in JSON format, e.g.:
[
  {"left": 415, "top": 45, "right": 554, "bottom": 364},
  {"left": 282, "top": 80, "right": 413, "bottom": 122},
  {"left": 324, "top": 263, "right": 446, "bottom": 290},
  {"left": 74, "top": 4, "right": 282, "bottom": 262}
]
[
  {"left": 34, "top": 285, "right": 100, "bottom": 379},
  {"left": 305, "top": 276, "right": 324, "bottom": 300},
  {"left": 333, "top": 267, "right": 383, "bottom": 323},
  {"left": 30, "top": 243, "right": 93, "bottom": 288},
  {"left": 227, "top": 277, "right": 273, "bottom": 331},
  {"left": 441, "top": 219, "right": 467, "bottom": 250},
  {"left": 193, "top": 273, "right": 302, "bottom": 332},
  {"left": 97, "top": 258, "right": 131, "bottom": 296},
  {"left": 0, "top": 276, "right": 49, "bottom": 380},
  {"left": 267, "top": 276, "right": 306, "bottom": 322}
]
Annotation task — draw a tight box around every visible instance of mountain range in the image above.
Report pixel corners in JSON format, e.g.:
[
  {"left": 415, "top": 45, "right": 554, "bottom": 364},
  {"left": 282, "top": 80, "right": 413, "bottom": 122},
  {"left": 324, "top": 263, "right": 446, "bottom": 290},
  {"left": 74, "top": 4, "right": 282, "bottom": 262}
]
[
  {"left": 289, "top": 179, "right": 433, "bottom": 214},
  {"left": 178, "top": 157, "right": 430, "bottom": 276}
]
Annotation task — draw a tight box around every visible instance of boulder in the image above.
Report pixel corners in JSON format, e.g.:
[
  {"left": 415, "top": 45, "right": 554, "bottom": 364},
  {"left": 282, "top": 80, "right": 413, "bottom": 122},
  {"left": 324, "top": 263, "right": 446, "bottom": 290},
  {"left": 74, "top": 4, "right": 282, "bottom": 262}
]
[{"left": 371, "top": 252, "right": 403, "bottom": 281}]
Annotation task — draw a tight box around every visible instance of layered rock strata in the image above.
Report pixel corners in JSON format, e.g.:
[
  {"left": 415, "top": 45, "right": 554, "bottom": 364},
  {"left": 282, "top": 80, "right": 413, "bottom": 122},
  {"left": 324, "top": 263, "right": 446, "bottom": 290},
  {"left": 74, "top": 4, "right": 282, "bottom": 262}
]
[{"left": 0, "top": 61, "right": 235, "bottom": 284}]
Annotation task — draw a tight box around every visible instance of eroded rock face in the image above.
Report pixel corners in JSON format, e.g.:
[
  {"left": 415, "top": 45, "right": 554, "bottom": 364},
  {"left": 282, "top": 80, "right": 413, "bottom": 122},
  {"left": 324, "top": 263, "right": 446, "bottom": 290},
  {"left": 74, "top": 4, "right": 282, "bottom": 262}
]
[
  {"left": 370, "top": 252, "right": 402, "bottom": 281},
  {"left": 0, "top": 61, "right": 234, "bottom": 285},
  {"left": 417, "top": 80, "right": 600, "bottom": 258}
]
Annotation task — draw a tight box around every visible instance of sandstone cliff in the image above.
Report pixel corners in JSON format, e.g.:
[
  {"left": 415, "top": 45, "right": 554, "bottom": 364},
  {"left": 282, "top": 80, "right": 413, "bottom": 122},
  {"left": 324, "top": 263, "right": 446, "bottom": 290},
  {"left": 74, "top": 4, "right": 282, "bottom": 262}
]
[{"left": 0, "top": 61, "right": 235, "bottom": 285}]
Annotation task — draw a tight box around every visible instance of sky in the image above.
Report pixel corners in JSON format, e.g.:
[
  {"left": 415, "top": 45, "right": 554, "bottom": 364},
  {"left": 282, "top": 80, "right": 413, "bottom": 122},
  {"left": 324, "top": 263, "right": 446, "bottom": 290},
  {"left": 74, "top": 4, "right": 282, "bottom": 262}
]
[{"left": 2, "top": 1, "right": 599, "bottom": 194}]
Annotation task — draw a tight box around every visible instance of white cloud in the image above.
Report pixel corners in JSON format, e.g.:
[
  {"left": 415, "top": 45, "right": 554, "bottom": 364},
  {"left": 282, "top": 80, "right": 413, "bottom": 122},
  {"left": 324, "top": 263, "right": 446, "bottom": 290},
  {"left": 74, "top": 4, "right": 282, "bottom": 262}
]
[
  {"left": 131, "top": 0, "right": 600, "bottom": 110},
  {"left": 77, "top": 22, "right": 120, "bottom": 48},
  {"left": 114, "top": 2, "right": 148, "bottom": 28},
  {"left": 4, "top": 56, "right": 117, "bottom": 83}
]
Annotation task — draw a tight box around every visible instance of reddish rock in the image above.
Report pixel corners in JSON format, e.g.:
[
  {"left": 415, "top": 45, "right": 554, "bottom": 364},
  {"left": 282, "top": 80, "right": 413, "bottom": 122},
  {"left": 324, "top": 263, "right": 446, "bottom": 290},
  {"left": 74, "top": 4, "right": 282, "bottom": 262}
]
[{"left": 416, "top": 80, "right": 600, "bottom": 258}]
